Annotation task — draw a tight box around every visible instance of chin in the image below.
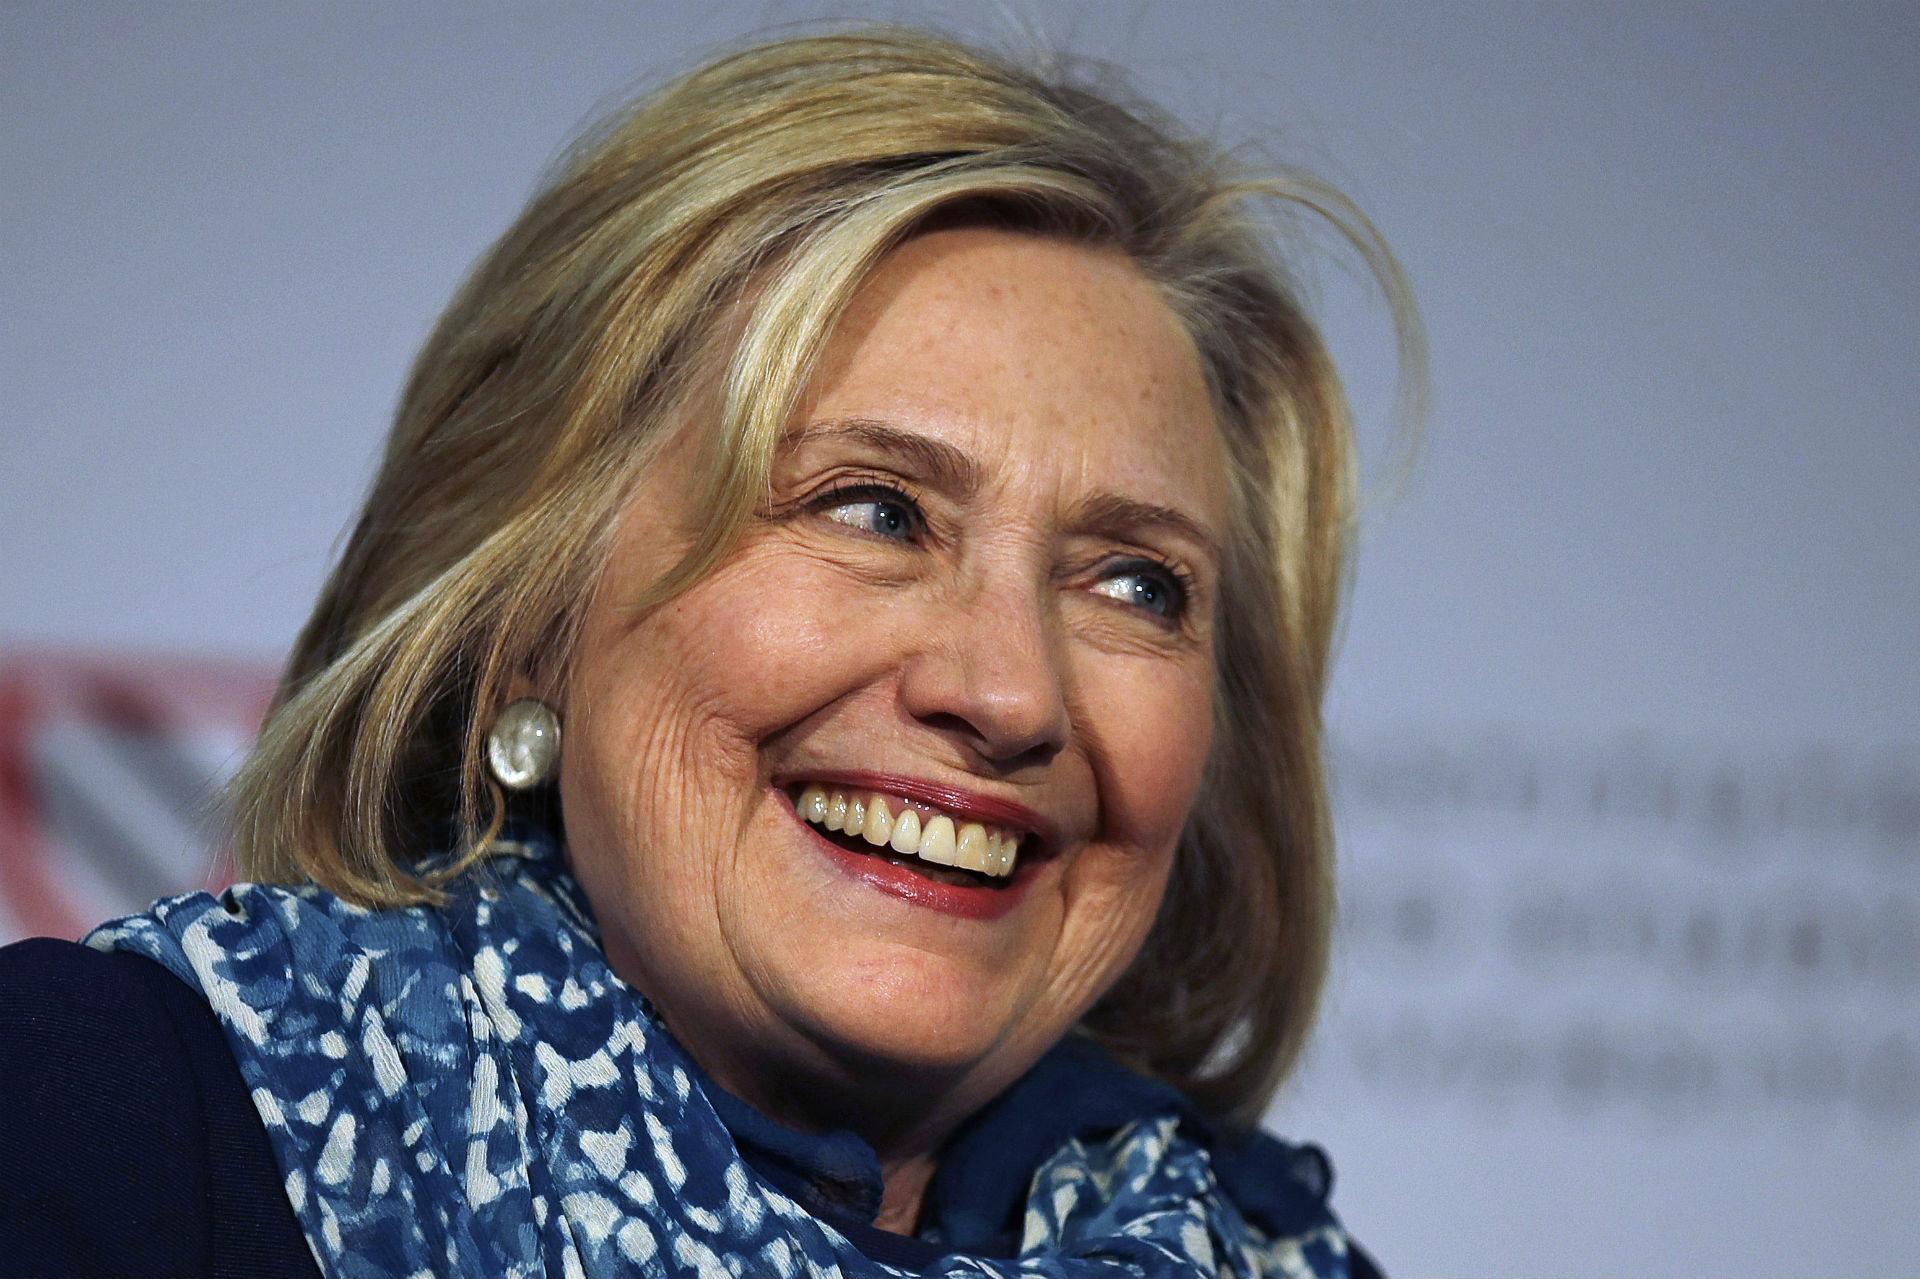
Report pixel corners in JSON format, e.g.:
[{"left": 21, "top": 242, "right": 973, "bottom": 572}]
[{"left": 776, "top": 949, "right": 1026, "bottom": 1079}]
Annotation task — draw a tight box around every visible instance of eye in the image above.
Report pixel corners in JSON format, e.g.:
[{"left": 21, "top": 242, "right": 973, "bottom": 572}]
[
  {"left": 1091, "top": 559, "right": 1189, "bottom": 621},
  {"left": 814, "top": 483, "right": 922, "bottom": 542}
]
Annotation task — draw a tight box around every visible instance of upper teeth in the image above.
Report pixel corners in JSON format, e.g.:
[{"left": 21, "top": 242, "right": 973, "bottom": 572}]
[{"left": 795, "top": 785, "right": 1022, "bottom": 878}]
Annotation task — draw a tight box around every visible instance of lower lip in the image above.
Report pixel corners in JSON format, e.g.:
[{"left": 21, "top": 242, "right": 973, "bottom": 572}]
[{"left": 777, "top": 790, "right": 1035, "bottom": 920}]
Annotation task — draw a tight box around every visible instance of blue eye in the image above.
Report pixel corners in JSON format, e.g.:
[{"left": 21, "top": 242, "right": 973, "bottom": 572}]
[
  {"left": 818, "top": 486, "right": 919, "bottom": 541},
  {"left": 1092, "top": 562, "right": 1186, "bottom": 619}
]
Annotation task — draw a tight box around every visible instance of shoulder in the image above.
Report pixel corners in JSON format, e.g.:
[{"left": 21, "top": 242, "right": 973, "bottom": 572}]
[
  {"left": 0, "top": 938, "right": 216, "bottom": 1274},
  {"left": 0, "top": 937, "right": 319, "bottom": 1279},
  {"left": 88, "top": 878, "right": 465, "bottom": 1033},
  {"left": 1207, "top": 1126, "right": 1387, "bottom": 1278},
  {"left": 0, "top": 936, "right": 214, "bottom": 1133}
]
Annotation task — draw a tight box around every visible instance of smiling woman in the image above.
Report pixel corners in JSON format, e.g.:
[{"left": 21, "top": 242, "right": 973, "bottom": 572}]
[
  {"left": 557, "top": 230, "right": 1230, "bottom": 1228},
  {"left": 0, "top": 22, "right": 1416, "bottom": 1279}
]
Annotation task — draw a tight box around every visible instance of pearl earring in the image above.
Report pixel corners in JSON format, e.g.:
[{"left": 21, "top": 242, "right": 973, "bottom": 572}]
[{"left": 486, "top": 698, "right": 561, "bottom": 790}]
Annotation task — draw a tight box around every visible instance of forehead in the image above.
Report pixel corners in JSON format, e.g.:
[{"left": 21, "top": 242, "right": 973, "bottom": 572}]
[{"left": 795, "top": 227, "right": 1227, "bottom": 524}]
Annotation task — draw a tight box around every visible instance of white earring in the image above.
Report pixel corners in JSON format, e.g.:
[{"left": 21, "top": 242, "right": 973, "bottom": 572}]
[{"left": 486, "top": 698, "right": 561, "bottom": 790}]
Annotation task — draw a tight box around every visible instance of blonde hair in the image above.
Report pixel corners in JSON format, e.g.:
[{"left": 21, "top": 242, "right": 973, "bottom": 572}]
[{"left": 229, "top": 24, "right": 1421, "bottom": 1128}]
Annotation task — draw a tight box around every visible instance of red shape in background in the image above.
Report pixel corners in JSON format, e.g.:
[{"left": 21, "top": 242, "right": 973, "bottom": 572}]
[{"left": 0, "top": 648, "right": 276, "bottom": 940}]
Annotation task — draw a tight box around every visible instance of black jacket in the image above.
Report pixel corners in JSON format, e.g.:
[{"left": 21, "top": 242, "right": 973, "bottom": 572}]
[
  {"left": 0, "top": 937, "right": 1385, "bottom": 1278},
  {"left": 0, "top": 938, "right": 322, "bottom": 1279}
]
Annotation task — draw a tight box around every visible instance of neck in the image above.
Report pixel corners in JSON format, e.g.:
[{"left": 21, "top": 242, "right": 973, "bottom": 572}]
[
  {"left": 683, "top": 1029, "right": 987, "bottom": 1234},
  {"left": 598, "top": 935, "right": 1007, "bottom": 1235},
  {"left": 872, "top": 1149, "right": 939, "bottom": 1234}
]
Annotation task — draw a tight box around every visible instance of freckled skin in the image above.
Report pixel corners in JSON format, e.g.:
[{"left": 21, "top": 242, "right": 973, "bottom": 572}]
[{"left": 558, "top": 227, "right": 1228, "bottom": 1230}]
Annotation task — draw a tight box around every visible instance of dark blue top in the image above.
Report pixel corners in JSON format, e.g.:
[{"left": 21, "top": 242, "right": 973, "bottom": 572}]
[{"left": 0, "top": 937, "right": 1381, "bottom": 1277}]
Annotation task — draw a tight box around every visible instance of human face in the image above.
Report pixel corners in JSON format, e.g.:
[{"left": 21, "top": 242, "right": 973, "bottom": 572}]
[{"left": 558, "top": 227, "right": 1227, "bottom": 1138}]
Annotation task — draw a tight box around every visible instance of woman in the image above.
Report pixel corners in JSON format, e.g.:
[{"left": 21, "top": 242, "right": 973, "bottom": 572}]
[{"left": 0, "top": 25, "right": 1416, "bottom": 1278}]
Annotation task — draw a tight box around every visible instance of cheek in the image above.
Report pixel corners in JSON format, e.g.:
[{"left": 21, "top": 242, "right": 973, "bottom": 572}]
[
  {"left": 1049, "top": 658, "right": 1211, "bottom": 998},
  {"left": 574, "top": 550, "right": 888, "bottom": 804},
  {"left": 560, "top": 554, "right": 878, "bottom": 951},
  {"left": 1087, "top": 659, "right": 1214, "bottom": 852},
  {"left": 663, "top": 555, "right": 877, "bottom": 744}
]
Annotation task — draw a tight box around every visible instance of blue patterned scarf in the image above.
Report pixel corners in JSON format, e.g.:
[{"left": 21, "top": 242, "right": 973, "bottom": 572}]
[{"left": 87, "top": 828, "right": 1352, "bottom": 1277}]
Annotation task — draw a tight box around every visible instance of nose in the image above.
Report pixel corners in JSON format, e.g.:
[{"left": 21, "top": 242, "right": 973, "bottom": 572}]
[{"left": 896, "top": 578, "right": 1071, "bottom": 770}]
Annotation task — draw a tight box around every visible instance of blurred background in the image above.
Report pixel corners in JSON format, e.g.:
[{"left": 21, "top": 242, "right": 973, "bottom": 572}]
[{"left": 3, "top": 3, "right": 1915, "bottom": 1275}]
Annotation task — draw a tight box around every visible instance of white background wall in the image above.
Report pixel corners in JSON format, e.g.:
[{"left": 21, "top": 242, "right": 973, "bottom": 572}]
[{"left": 5, "top": 3, "right": 1915, "bottom": 1275}]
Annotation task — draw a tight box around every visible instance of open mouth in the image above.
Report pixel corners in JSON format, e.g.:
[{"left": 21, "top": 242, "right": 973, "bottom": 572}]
[{"left": 781, "top": 782, "right": 1035, "bottom": 889}]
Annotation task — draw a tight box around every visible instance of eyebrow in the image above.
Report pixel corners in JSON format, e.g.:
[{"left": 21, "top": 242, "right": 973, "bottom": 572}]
[
  {"left": 783, "top": 415, "right": 1220, "bottom": 566},
  {"left": 782, "top": 417, "right": 981, "bottom": 496},
  {"left": 1067, "top": 492, "right": 1220, "bottom": 567}
]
